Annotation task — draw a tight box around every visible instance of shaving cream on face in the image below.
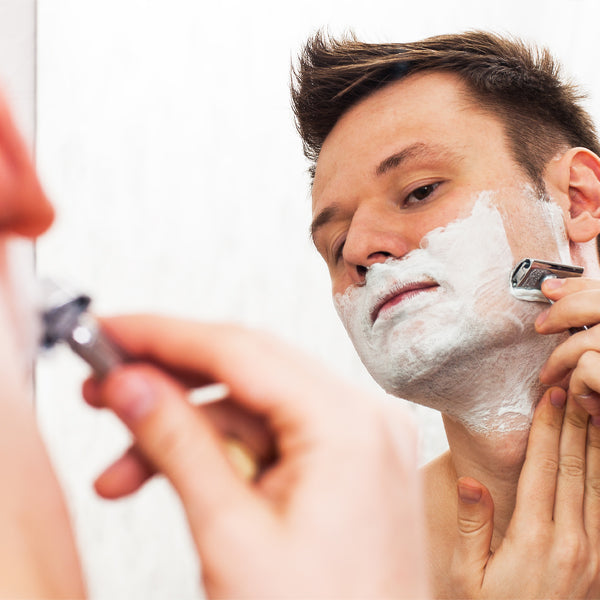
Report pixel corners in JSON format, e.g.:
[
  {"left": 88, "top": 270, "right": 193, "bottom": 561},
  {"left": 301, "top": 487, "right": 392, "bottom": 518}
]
[{"left": 334, "top": 192, "right": 567, "bottom": 433}]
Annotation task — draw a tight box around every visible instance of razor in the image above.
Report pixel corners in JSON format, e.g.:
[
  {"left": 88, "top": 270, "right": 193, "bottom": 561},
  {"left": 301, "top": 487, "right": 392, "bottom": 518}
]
[
  {"left": 511, "top": 258, "right": 583, "bottom": 303},
  {"left": 38, "top": 280, "right": 125, "bottom": 378}
]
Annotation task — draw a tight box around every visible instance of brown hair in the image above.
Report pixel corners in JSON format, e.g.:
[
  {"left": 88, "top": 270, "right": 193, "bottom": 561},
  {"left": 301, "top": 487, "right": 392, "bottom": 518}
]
[{"left": 291, "top": 30, "right": 600, "bottom": 188}]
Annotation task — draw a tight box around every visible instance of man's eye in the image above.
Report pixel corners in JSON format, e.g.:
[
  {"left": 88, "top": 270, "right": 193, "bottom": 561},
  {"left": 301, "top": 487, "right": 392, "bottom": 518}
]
[
  {"left": 333, "top": 240, "right": 345, "bottom": 263},
  {"left": 405, "top": 182, "right": 440, "bottom": 205}
]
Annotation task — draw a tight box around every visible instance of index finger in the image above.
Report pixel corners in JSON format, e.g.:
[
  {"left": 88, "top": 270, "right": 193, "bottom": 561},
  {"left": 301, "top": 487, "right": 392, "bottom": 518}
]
[
  {"left": 512, "top": 387, "right": 566, "bottom": 527},
  {"left": 541, "top": 276, "right": 600, "bottom": 302},
  {"left": 99, "top": 314, "right": 368, "bottom": 437},
  {"left": 536, "top": 290, "right": 600, "bottom": 333}
]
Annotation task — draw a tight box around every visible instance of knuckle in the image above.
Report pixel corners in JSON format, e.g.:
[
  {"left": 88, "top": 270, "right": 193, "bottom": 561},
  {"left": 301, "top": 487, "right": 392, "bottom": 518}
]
[
  {"left": 553, "top": 534, "right": 588, "bottom": 571},
  {"left": 520, "top": 524, "right": 550, "bottom": 548},
  {"left": 587, "top": 426, "right": 600, "bottom": 450},
  {"left": 586, "top": 476, "right": 600, "bottom": 500},
  {"left": 536, "top": 453, "right": 560, "bottom": 476},
  {"left": 579, "top": 350, "right": 600, "bottom": 372},
  {"left": 457, "top": 513, "right": 487, "bottom": 536},
  {"left": 559, "top": 454, "right": 586, "bottom": 478},
  {"left": 152, "top": 421, "right": 188, "bottom": 463},
  {"left": 564, "top": 408, "right": 589, "bottom": 431}
]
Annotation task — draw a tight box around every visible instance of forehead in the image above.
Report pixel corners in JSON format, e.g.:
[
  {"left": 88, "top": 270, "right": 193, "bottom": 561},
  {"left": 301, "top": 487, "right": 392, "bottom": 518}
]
[{"left": 312, "top": 71, "right": 508, "bottom": 207}]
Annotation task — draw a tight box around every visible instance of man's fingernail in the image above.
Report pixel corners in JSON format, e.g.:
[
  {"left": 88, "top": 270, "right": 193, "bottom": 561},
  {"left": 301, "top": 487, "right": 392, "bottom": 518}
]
[
  {"left": 457, "top": 481, "right": 482, "bottom": 504},
  {"left": 535, "top": 308, "right": 550, "bottom": 327},
  {"left": 543, "top": 278, "right": 566, "bottom": 290},
  {"left": 550, "top": 388, "right": 566, "bottom": 408},
  {"left": 110, "top": 371, "right": 156, "bottom": 424}
]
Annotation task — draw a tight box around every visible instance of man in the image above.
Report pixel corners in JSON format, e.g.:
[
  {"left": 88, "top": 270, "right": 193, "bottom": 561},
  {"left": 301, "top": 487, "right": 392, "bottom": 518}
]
[
  {"left": 0, "top": 90, "right": 427, "bottom": 595},
  {"left": 292, "top": 30, "right": 600, "bottom": 597}
]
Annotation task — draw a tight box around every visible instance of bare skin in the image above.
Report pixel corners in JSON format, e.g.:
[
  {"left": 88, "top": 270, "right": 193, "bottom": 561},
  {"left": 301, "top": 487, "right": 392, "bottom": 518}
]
[
  {"left": 84, "top": 316, "right": 429, "bottom": 599},
  {"left": 311, "top": 70, "right": 600, "bottom": 597},
  {"left": 0, "top": 93, "right": 85, "bottom": 598},
  {"left": 0, "top": 86, "right": 430, "bottom": 597}
]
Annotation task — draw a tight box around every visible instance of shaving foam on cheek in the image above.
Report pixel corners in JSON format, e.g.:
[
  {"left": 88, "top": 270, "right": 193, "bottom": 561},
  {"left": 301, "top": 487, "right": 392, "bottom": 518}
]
[
  {"left": 541, "top": 200, "right": 571, "bottom": 264},
  {"left": 334, "top": 194, "right": 561, "bottom": 434}
]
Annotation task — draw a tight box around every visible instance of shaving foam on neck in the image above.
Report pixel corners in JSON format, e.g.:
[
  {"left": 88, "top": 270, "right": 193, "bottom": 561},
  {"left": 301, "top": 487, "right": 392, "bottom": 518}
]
[{"left": 334, "top": 193, "right": 566, "bottom": 434}]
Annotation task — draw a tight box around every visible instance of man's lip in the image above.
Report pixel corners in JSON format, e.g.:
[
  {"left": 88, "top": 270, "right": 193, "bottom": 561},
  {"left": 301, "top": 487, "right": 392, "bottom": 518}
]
[{"left": 371, "top": 281, "right": 440, "bottom": 323}]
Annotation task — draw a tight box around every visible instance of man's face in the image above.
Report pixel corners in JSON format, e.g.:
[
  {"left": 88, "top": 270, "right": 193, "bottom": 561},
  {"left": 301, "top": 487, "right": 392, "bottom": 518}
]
[
  {"left": 310, "top": 72, "right": 570, "bottom": 430},
  {"left": 311, "top": 71, "right": 564, "bottom": 289},
  {"left": 0, "top": 99, "right": 54, "bottom": 383}
]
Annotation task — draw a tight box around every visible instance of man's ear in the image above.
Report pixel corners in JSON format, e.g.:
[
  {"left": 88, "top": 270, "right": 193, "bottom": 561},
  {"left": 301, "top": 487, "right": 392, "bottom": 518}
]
[{"left": 546, "top": 148, "right": 600, "bottom": 243}]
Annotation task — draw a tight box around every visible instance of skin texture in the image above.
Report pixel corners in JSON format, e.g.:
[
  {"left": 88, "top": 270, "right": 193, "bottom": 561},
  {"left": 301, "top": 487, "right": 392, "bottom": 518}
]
[
  {"left": 84, "top": 316, "right": 429, "bottom": 599},
  {"left": 0, "top": 85, "right": 429, "bottom": 596},
  {"left": 310, "top": 70, "right": 600, "bottom": 597},
  {"left": 8, "top": 58, "right": 600, "bottom": 597},
  {"left": 0, "top": 94, "right": 86, "bottom": 598},
  {"left": 89, "top": 69, "right": 600, "bottom": 598},
  {"left": 0, "top": 75, "right": 430, "bottom": 596}
]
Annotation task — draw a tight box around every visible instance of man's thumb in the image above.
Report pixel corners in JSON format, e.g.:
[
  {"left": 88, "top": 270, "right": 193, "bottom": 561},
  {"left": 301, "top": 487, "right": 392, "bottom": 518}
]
[{"left": 451, "top": 477, "right": 494, "bottom": 589}]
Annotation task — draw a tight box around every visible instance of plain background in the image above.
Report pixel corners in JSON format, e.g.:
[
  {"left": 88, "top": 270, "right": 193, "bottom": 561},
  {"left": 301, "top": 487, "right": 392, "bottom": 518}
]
[{"left": 2, "top": 1, "right": 600, "bottom": 597}]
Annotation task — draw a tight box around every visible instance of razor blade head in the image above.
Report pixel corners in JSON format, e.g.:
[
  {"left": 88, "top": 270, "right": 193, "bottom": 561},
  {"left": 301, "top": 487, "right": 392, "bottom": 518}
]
[
  {"left": 38, "top": 279, "right": 91, "bottom": 349},
  {"left": 511, "top": 258, "right": 583, "bottom": 302}
]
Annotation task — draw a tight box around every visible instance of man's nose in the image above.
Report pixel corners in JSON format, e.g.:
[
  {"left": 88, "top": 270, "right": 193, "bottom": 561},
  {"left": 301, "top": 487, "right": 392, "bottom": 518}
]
[
  {"left": 342, "top": 208, "right": 411, "bottom": 284},
  {"left": 1, "top": 178, "right": 55, "bottom": 238},
  {"left": 0, "top": 97, "right": 54, "bottom": 238}
]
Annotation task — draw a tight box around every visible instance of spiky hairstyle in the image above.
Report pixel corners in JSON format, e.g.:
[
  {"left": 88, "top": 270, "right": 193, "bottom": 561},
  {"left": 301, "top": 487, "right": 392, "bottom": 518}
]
[{"left": 291, "top": 31, "right": 600, "bottom": 186}]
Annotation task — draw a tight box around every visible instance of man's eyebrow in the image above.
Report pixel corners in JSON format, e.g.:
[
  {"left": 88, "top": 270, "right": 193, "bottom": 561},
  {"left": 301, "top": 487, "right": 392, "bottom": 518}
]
[
  {"left": 310, "top": 203, "right": 341, "bottom": 244},
  {"left": 310, "top": 143, "right": 460, "bottom": 244},
  {"left": 375, "top": 142, "right": 459, "bottom": 177}
]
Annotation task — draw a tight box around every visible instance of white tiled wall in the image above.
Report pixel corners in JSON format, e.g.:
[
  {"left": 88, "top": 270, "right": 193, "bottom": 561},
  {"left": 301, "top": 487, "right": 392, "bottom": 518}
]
[{"left": 5, "top": 0, "right": 597, "bottom": 597}]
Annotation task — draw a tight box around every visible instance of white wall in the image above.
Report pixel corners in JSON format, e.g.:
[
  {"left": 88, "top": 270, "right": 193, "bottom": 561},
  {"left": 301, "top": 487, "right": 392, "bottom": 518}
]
[
  {"left": 0, "top": 0, "right": 35, "bottom": 143},
  {"left": 27, "top": 1, "right": 600, "bottom": 598}
]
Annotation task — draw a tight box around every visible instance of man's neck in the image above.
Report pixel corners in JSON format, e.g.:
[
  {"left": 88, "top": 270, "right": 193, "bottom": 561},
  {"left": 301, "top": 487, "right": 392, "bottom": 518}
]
[{"left": 442, "top": 414, "right": 530, "bottom": 549}]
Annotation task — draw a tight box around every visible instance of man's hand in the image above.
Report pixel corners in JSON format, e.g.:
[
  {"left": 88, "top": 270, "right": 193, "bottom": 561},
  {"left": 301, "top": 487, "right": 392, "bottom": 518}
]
[
  {"left": 83, "top": 315, "right": 428, "bottom": 599},
  {"left": 536, "top": 276, "right": 600, "bottom": 422},
  {"left": 449, "top": 388, "right": 600, "bottom": 598}
]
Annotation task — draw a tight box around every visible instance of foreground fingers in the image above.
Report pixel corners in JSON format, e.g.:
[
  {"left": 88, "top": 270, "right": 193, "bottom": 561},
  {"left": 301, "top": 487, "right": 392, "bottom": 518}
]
[
  {"left": 95, "top": 363, "right": 269, "bottom": 538},
  {"left": 95, "top": 446, "right": 155, "bottom": 499},
  {"left": 86, "top": 319, "right": 428, "bottom": 598},
  {"left": 99, "top": 315, "right": 368, "bottom": 440}
]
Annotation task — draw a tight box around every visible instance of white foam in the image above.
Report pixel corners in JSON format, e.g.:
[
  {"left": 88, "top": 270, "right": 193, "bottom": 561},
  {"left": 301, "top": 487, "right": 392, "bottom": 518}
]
[{"left": 334, "top": 192, "right": 568, "bottom": 433}]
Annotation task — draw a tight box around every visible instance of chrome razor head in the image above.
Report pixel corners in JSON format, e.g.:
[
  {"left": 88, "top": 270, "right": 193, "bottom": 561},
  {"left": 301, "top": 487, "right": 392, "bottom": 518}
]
[
  {"left": 511, "top": 258, "right": 583, "bottom": 303},
  {"left": 38, "top": 280, "right": 123, "bottom": 377}
]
